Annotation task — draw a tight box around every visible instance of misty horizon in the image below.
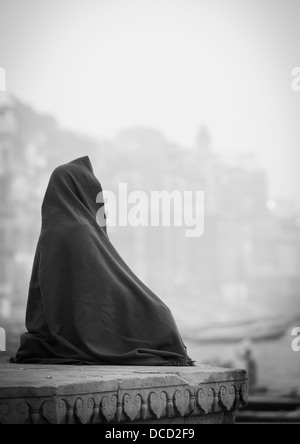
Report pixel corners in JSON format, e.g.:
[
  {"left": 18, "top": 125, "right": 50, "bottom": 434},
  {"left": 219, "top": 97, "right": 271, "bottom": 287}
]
[{"left": 1, "top": 0, "right": 300, "bottom": 207}]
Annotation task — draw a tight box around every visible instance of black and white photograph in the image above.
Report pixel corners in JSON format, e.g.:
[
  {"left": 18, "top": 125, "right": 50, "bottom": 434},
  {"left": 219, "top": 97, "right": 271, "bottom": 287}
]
[{"left": 0, "top": 0, "right": 300, "bottom": 427}]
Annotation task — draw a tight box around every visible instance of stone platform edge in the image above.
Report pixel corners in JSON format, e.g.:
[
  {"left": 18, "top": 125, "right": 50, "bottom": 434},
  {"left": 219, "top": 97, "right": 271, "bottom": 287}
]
[{"left": 0, "top": 363, "right": 248, "bottom": 424}]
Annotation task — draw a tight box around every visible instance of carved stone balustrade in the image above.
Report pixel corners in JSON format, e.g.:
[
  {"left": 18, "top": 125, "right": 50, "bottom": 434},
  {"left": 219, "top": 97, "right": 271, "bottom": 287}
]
[{"left": 0, "top": 362, "right": 248, "bottom": 424}]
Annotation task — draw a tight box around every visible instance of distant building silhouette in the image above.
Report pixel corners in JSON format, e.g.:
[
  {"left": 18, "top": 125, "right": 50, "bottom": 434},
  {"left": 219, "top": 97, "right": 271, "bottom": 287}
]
[{"left": 0, "top": 97, "right": 299, "bottom": 330}]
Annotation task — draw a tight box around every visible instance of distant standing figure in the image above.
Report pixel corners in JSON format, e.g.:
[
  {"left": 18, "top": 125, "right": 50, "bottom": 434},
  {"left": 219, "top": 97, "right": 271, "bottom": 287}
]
[{"left": 235, "top": 339, "right": 258, "bottom": 393}]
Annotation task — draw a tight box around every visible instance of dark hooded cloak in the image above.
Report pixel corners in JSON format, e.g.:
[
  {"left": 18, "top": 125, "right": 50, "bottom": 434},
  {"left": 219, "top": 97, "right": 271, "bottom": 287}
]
[{"left": 14, "top": 157, "right": 193, "bottom": 366}]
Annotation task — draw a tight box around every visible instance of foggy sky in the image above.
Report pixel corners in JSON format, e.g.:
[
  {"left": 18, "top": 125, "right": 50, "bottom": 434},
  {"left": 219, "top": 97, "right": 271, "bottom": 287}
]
[{"left": 0, "top": 0, "right": 300, "bottom": 208}]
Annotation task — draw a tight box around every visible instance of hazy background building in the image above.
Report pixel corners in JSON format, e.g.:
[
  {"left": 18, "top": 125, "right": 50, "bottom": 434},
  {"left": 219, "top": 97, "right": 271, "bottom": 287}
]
[{"left": 1, "top": 96, "right": 299, "bottom": 328}]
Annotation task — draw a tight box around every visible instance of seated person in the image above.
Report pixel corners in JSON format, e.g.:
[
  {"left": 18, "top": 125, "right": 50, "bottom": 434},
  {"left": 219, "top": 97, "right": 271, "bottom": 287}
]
[{"left": 13, "top": 157, "right": 194, "bottom": 366}]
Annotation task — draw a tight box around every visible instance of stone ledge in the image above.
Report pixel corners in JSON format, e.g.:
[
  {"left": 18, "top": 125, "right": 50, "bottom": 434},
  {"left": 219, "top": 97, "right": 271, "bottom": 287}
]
[{"left": 0, "top": 362, "right": 248, "bottom": 424}]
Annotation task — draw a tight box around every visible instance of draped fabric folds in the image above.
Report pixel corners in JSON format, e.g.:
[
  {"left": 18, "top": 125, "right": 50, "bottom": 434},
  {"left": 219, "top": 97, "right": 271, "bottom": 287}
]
[{"left": 14, "top": 157, "right": 194, "bottom": 366}]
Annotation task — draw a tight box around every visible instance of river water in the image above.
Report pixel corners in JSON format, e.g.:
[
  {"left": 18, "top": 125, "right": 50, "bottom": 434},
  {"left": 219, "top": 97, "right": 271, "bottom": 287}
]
[{"left": 185, "top": 332, "right": 300, "bottom": 395}]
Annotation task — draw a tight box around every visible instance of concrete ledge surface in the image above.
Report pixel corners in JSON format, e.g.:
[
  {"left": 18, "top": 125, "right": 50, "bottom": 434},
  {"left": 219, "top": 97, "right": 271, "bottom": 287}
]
[{"left": 0, "top": 361, "right": 248, "bottom": 424}]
